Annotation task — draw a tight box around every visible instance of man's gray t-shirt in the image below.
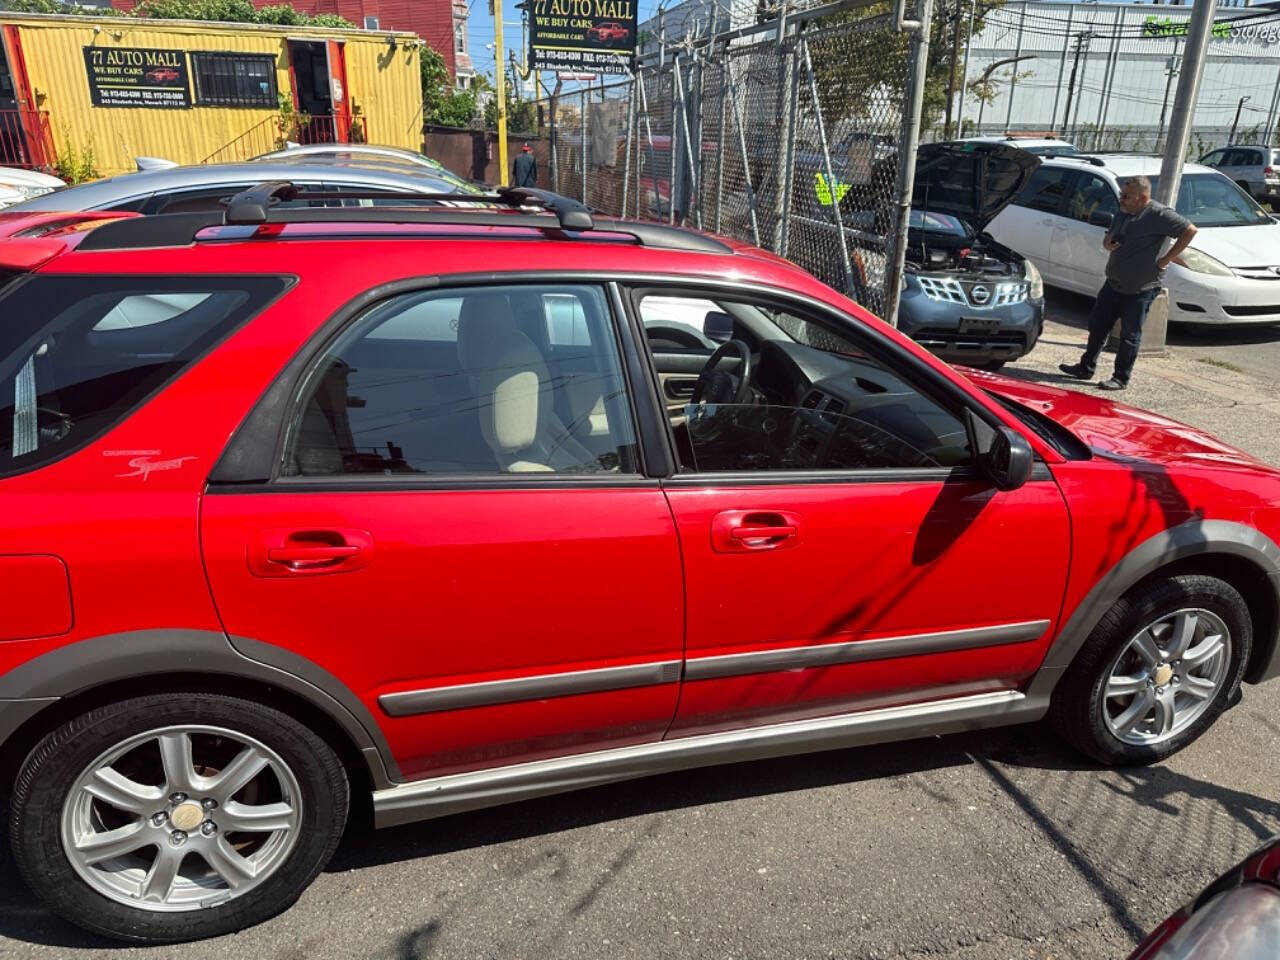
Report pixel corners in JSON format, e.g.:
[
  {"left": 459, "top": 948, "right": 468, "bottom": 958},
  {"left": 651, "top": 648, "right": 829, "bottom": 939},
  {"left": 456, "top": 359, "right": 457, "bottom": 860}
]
[{"left": 1105, "top": 199, "right": 1192, "bottom": 295}]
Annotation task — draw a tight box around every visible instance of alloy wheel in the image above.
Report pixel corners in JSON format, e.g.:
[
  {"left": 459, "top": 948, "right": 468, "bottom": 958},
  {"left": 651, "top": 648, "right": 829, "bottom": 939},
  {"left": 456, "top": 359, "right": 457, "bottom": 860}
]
[
  {"left": 1101, "top": 608, "right": 1231, "bottom": 747},
  {"left": 60, "top": 725, "right": 302, "bottom": 912}
]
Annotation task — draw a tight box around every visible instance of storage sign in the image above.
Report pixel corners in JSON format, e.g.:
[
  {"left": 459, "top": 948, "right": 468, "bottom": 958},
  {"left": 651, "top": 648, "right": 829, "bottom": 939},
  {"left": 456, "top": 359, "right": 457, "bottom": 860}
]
[
  {"left": 83, "top": 46, "right": 191, "bottom": 109},
  {"left": 529, "top": 0, "right": 636, "bottom": 75}
]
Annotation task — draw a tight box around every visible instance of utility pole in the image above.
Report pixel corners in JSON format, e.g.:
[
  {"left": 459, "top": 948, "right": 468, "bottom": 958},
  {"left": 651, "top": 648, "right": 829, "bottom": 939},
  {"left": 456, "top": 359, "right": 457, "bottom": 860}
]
[
  {"left": 1151, "top": 0, "right": 1218, "bottom": 354},
  {"left": 492, "top": 0, "right": 509, "bottom": 186},
  {"left": 1058, "top": 32, "right": 1090, "bottom": 140},
  {"left": 1156, "top": 41, "right": 1182, "bottom": 152},
  {"left": 1229, "top": 95, "right": 1250, "bottom": 145},
  {"left": 945, "top": 0, "right": 962, "bottom": 138}
]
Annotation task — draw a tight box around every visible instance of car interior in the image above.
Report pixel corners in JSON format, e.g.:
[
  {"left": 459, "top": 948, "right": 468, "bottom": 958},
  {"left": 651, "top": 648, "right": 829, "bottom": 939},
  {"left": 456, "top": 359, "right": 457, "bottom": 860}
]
[{"left": 284, "top": 285, "right": 974, "bottom": 478}]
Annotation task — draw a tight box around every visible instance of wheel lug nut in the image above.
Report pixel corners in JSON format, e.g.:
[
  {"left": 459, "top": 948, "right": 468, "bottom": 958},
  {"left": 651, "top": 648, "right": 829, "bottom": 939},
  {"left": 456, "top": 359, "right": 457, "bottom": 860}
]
[
  {"left": 200, "top": 821, "right": 217, "bottom": 837},
  {"left": 151, "top": 812, "right": 168, "bottom": 826},
  {"left": 169, "top": 830, "right": 187, "bottom": 846},
  {"left": 169, "top": 792, "right": 188, "bottom": 805},
  {"left": 202, "top": 798, "right": 218, "bottom": 811}
]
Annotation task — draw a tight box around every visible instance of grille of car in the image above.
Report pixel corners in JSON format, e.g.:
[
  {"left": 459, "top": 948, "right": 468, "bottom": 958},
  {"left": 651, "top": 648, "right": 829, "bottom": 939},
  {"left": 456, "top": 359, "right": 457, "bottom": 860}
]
[
  {"left": 917, "top": 276, "right": 1029, "bottom": 308},
  {"left": 912, "top": 327, "right": 1026, "bottom": 354},
  {"left": 1222, "top": 304, "right": 1280, "bottom": 317}
]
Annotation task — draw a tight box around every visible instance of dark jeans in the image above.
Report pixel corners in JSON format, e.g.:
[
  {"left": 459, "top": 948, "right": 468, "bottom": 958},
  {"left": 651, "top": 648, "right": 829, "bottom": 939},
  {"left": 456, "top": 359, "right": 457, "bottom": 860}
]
[{"left": 1080, "top": 281, "right": 1158, "bottom": 386}]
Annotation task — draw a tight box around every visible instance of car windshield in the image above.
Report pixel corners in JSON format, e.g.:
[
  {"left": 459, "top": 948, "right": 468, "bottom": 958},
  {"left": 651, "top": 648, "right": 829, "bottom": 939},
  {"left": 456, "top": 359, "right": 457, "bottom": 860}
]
[{"left": 1146, "top": 173, "right": 1271, "bottom": 227}]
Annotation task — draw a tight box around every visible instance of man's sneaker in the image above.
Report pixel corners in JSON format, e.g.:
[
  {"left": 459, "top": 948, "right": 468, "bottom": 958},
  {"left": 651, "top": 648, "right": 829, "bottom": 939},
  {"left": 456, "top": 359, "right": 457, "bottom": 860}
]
[
  {"left": 1058, "top": 362, "right": 1092, "bottom": 380},
  {"left": 1097, "top": 378, "right": 1127, "bottom": 391}
]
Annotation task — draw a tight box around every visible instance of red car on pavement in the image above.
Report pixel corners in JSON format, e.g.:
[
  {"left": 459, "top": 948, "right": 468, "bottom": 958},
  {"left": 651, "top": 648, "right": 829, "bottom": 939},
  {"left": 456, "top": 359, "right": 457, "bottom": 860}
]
[
  {"left": 0, "top": 187, "right": 1278, "bottom": 943},
  {"left": 587, "top": 20, "right": 630, "bottom": 44},
  {"left": 144, "top": 67, "right": 181, "bottom": 83}
]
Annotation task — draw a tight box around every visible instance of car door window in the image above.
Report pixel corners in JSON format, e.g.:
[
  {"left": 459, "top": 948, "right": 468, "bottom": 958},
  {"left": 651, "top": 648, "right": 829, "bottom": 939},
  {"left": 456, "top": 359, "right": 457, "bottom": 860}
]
[
  {"left": 1064, "top": 173, "right": 1118, "bottom": 225},
  {"left": 282, "top": 284, "right": 638, "bottom": 477},
  {"left": 1201, "top": 150, "right": 1226, "bottom": 166},
  {"left": 635, "top": 292, "right": 972, "bottom": 474},
  {"left": 1014, "top": 167, "right": 1072, "bottom": 214}
]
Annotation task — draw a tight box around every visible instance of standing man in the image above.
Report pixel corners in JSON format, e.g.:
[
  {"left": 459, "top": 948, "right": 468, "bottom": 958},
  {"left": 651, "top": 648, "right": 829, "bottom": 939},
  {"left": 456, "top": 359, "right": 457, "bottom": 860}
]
[
  {"left": 1059, "top": 175, "right": 1197, "bottom": 390},
  {"left": 513, "top": 143, "right": 538, "bottom": 188}
]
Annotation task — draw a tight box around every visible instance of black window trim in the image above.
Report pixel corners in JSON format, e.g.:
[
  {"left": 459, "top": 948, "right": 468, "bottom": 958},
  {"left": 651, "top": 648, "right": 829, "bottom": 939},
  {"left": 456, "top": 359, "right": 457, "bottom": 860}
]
[
  {"left": 0, "top": 272, "right": 294, "bottom": 481},
  {"left": 208, "top": 270, "right": 1048, "bottom": 490},
  {"left": 190, "top": 50, "right": 279, "bottom": 108},
  {"left": 211, "top": 276, "right": 654, "bottom": 489},
  {"left": 1017, "top": 166, "right": 1076, "bottom": 217}
]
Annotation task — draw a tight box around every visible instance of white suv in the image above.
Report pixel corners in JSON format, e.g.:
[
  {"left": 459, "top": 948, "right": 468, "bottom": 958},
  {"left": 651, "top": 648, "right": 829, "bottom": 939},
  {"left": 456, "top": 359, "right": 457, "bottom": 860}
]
[{"left": 987, "top": 153, "right": 1280, "bottom": 326}]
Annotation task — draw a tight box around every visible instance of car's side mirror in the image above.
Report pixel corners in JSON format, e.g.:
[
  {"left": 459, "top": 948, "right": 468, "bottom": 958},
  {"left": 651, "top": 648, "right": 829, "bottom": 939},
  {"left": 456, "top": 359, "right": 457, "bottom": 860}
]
[
  {"left": 703, "top": 311, "right": 734, "bottom": 344},
  {"left": 965, "top": 409, "right": 1034, "bottom": 491},
  {"left": 1090, "top": 210, "right": 1114, "bottom": 229}
]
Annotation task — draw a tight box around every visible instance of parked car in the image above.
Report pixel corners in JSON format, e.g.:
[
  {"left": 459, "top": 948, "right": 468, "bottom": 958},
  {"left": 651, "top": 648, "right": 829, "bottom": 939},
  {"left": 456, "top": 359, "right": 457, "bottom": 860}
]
[
  {"left": 7, "top": 159, "right": 481, "bottom": 214},
  {"left": 143, "top": 67, "right": 181, "bottom": 83},
  {"left": 838, "top": 141, "right": 1046, "bottom": 369},
  {"left": 1199, "top": 144, "right": 1280, "bottom": 205},
  {"left": 251, "top": 142, "right": 454, "bottom": 175},
  {"left": 586, "top": 20, "right": 630, "bottom": 44},
  {"left": 0, "top": 165, "right": 63, "bottom": 209},
  {"left": 988, "top": 153, "right": 1280, "bottom": 325},
  {"left": 958, "top": 134, "right": 1078, "bottom": 157},
  {"left": 1129, "top": 834, "right": 1280, "bottom": 959},
  {"left": 1, "top": 186, "right": 1278, "bottom": 944}
]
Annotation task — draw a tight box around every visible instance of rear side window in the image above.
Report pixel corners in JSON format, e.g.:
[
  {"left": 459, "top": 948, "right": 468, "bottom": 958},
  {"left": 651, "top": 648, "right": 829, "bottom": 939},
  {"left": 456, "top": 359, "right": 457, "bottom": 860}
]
[
  {"left": 1015, "top": 168, "right": 1072, "bottom": 214},
  {"left": 0, "top": 275, "right": 285, "bottom": 476}
]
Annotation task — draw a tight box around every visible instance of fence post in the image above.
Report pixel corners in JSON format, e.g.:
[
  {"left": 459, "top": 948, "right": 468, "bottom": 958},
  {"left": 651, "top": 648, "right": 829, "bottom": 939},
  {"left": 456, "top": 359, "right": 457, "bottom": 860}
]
[
  {"left": 637, "top": 71, "right": 663, "bottom": 221},
  {"left": 670, "top": 54, "right": 681, "bottom": 225},
  {"left": 885, "top": 0, "right": 935, "bottom": 327},
  {"left": 692, "top": 50, "right": 706, "bottom": 228},
  {"left": 674, "top": 54, "right": 701, "bottom": 228},
  {"left": 726, "top": 58, "right": 762, "bottom": 248},
  {"left": 771, "top": 7, "right": 798, "bottom": 256},
  {"left": 622, "top": 78, "right": 636, "bottom": 218},
  {"left": 581, "top": 86, "right": 589, "bottom": 204},
  {"left": 802, "top": 37, "right": 858, "bottom": 301},
  {"left": 776, "top": 37, "right": 801, "bottom": 258},
  {"left": 714, "top": 46, "right": 728, "bottom": 235}
]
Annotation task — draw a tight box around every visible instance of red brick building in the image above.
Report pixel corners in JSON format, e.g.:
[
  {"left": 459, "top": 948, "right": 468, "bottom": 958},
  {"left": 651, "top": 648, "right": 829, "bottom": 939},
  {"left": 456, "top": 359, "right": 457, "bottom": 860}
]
[{"left": 109, "top": 0, "right": 474, "bottom": 83}]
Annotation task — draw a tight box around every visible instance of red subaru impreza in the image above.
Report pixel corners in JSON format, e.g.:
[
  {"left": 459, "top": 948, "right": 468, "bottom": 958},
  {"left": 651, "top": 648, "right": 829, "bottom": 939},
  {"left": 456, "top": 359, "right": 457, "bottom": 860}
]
[{"left": 0, "top": 188, "right": 1277, "bottom": 943}]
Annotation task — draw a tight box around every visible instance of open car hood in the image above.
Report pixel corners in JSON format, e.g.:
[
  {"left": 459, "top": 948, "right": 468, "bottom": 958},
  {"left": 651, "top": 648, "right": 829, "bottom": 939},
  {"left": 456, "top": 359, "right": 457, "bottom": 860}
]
[{"left": 912, "top": 142, "right": 1040, "bottom": 233}]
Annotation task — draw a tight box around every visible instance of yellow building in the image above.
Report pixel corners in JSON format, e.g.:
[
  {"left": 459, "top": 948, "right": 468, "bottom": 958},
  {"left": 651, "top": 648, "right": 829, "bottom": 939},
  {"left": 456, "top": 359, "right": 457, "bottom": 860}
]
[{"left": 0, "top": 12, "right": 424, "bottom": 175}]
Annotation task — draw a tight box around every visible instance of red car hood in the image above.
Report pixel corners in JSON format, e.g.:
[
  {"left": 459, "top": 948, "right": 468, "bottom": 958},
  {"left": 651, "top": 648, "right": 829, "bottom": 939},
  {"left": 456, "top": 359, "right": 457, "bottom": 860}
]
[{"left": 972, "top": 370, "right": 1268, "bottom": 469}]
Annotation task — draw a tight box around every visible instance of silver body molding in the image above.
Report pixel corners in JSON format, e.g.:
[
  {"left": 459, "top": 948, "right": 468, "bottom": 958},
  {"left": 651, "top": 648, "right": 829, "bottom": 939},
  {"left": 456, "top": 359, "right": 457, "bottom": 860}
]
[{"left": 372, "top": 689, "right": 1037, "bottom": 827}]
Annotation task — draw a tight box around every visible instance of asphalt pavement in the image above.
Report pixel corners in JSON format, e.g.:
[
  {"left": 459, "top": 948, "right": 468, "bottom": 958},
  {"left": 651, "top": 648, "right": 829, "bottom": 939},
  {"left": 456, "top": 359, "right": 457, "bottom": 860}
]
[{"left": 1, "top": 291, "right": 1278, "bottom": 960}]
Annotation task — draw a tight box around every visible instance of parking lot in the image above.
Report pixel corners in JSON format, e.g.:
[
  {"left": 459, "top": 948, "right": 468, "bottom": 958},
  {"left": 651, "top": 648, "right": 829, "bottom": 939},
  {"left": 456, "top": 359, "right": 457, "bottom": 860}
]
[{"left": 0, "top": 295, "right": 1277, "bottom": 960}]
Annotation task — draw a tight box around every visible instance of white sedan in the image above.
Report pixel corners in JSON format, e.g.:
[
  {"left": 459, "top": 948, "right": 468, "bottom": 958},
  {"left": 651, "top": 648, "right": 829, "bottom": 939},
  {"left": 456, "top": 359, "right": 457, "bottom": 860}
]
[
  {"left": 987, "top": 154, "right": 1280, "bottom": 325},
  {"left": 0, "top": 166, "right": 63, "bottom": 209}
]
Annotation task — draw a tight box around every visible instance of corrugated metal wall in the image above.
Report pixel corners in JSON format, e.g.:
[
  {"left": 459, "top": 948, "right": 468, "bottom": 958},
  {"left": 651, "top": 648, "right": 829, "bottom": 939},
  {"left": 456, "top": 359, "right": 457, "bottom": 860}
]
[
  {"left": 4, "top": 14, "right": 420, "bottom": 175},
  {"left": 948, "top": 1, "right": 1280, "bottom": 151}
]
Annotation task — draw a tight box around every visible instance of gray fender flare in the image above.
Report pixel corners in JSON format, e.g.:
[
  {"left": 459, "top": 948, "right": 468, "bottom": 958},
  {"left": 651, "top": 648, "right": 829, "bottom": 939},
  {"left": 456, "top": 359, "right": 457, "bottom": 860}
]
[
  {"left": 0, "top": 629, "right": 400, "bottom": 788},
  {"left": 1028, "top": 518, "right": 1280, "bottom": 703}
]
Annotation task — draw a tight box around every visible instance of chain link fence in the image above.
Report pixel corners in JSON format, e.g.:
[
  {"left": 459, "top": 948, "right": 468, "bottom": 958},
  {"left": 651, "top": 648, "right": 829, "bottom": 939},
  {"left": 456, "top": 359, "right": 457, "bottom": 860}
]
[{"left": 524, "top": 2, "right": 925, "bottom": 319}]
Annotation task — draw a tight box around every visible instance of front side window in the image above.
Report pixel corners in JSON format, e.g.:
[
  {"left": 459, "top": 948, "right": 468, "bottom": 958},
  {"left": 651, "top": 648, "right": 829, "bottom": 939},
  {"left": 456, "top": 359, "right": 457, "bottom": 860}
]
[
  {"left": 191, "top": 52, "right": 278, "bottom": 108},
  {"left": 283, "top": 284, "right": 638, "bottom": 477},
  {"left": 0, "top": 275, "right": 285, "bottom": 476},
  {"left": 636, "top": 292, "right": 972, "bottom": 474},
  {"left": 1015, "top": 167, "right": 1072, "bottom": 214}
]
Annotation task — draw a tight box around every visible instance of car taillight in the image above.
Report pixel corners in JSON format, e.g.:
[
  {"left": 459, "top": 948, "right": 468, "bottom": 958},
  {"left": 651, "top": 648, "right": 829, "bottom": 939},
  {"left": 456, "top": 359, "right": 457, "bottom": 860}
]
[{"left": 1267, "top": 166, "right": 1277, "bottom": 179}]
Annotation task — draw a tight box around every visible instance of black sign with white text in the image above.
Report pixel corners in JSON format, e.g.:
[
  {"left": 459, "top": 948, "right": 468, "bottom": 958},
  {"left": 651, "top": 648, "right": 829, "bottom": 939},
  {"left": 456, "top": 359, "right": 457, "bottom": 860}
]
[
  {"left": 529, "top": 0, "right": 636, "bottom": 75},
  {"left": 83, "top": 46, "right": 191, "bottom": 109}
]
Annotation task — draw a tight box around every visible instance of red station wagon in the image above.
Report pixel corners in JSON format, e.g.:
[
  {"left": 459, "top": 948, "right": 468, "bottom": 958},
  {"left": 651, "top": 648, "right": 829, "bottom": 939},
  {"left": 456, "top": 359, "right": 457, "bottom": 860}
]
[
  {"left": 587, "top": 21, "right": 630, "bottom": 44},
  {"left": 0, "top": 187, "right": 1278, "bottom": 943}
]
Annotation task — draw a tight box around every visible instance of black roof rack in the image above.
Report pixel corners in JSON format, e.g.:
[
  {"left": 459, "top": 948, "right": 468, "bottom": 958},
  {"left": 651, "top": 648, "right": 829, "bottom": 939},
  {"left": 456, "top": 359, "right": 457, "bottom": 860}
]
[
  {"left": 1041, "top": 153, "right": 1106, "bottom": 166},
  {"left": 76, "top": 181, "right": 733, "bottom": 255}
]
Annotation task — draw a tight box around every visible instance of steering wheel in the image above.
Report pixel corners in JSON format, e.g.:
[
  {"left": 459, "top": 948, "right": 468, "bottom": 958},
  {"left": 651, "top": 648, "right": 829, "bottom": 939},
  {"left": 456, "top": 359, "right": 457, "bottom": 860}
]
[{"left": 691, "top": 340, "right": 753, "bottom": 405}]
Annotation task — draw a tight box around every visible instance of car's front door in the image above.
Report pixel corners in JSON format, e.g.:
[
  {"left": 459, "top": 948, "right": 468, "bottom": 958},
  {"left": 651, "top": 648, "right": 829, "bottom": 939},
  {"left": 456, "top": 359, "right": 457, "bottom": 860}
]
[
  {"left": 1051, "top": 171, "right": 1119, "bottom": 294},
  {"left": 201, "top": 282, "right": 685, "bottom": 780},
  {"left": 627, "top": 288, "right": 1072, "bottom": 736}
]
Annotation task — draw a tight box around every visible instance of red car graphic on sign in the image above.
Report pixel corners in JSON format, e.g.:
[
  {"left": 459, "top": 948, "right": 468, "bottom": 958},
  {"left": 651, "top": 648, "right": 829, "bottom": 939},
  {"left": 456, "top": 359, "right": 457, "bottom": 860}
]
[
  {"left": 145, "top": 67, "right": 181, "bottom": 83},
  {"left": 587, "top": 21, "right": 630, "bottom": 44}
]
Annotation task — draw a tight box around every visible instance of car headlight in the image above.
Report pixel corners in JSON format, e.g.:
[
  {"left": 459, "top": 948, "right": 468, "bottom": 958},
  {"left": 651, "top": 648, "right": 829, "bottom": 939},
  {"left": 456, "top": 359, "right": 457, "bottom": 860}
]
[
  {"left": 0, "top": 183, "right": 56, "bottom": 201},
  {"left": 1175, "top": 248, "right": 1234, "bottom": 276},
  {"left": 1023, "top": 258, "right": 1044, "bottom": 300}
]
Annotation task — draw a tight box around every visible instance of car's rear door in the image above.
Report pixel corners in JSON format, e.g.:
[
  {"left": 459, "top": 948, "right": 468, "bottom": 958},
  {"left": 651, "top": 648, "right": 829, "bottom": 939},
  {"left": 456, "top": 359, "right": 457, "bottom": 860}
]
[
  {"left": 986, "top": 166, "right": 1074, "bottom": 286},
  {"left": 201, "top": 281, "right": 685, "bottom": 781},
  {"left": 1051, "top": 171, "right": 1118, "bottom": 294},
  {"left": 624, "top": 286, "right": 1072, "bottom": 736}
]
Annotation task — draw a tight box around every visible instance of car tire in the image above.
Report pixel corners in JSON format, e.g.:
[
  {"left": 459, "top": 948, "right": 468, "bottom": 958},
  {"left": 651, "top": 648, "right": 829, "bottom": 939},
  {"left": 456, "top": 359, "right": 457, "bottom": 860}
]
[
  {"left": 1049, "top": 574, "right": 1251, "bottom": 766},
  {"left": 9, "top": 692, "right": 349, "bottom": 944}
]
